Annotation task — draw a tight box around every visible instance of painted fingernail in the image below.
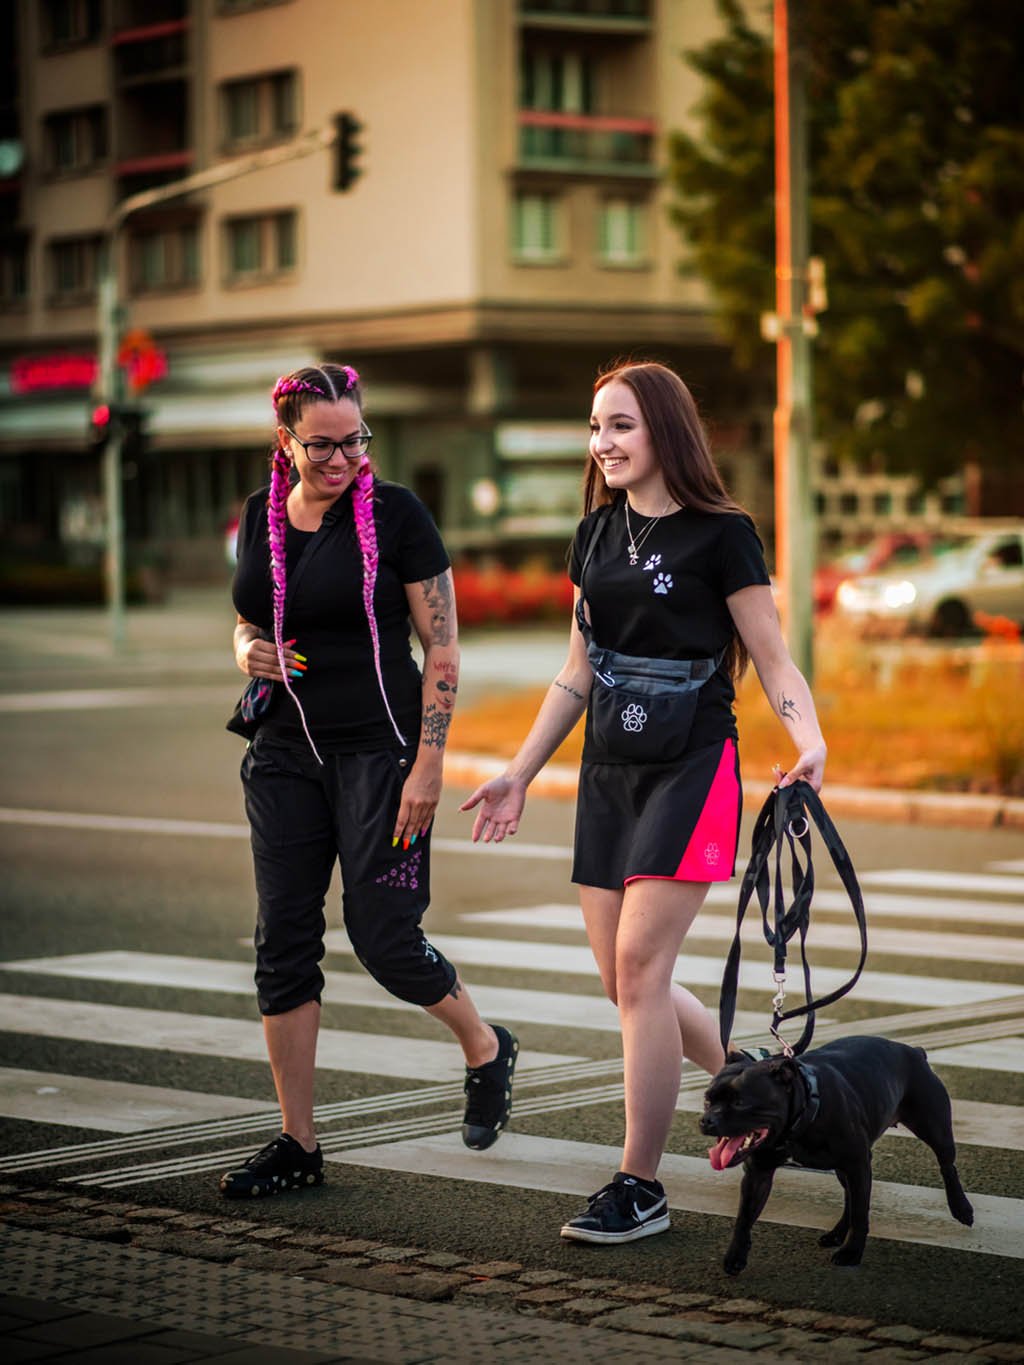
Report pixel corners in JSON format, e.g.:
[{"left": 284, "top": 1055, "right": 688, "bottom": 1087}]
[
  {"left": 410, "top": 833, "right": 417, "bottom": 846},
  {"left": 420, "top": 825, "right": 430, "bottom": 837},
  {"left": 284, "top": 638, "right": 297, "bottom": 646},
  {"left": 290, "top": 669, "right": 302, "bottom": 678},
  {"left": 293, "top": 653, "right": 307, "bottom": 663},
  {"left": 402, "top": 838, "right": 410, "bottom": 850},
  {"left": 291, "top": 661, "right": 307, "bottom": 672},
  {"left": 391, "top": 836, "right": 399, "bottom": 847}
]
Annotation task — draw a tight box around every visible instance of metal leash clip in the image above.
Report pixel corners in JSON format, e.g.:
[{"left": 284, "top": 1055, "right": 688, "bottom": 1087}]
[{"left": 769, "top": 970, "right": 795, "bottom": 1057}]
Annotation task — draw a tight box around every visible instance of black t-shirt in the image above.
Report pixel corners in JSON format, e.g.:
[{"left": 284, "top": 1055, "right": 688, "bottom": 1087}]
[
  {"left": 569, "top": 500, "right": 770, "bottom": 757},
  {"left": 232, "top": 479, "right": 450, "bottom": 753}
]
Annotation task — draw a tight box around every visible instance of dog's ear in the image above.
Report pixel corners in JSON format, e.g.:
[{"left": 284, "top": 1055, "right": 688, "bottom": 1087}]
[
  {"left": 767, "top": 1056, "right": 798, "bottom": 1085},
  {"left": 725, "top": 1049, "right": 748, "bottom": 1065}
]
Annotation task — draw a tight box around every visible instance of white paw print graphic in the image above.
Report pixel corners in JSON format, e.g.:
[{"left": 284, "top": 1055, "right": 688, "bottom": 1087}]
[
  {"left": 652, "top": 572, "right": 673, "bottom": 595},
  {"left": 643, "top": 553, "right": 662, "bottom": 572},
  {"left": 621, "top": 702, "right": 648, "bottom": 732}
]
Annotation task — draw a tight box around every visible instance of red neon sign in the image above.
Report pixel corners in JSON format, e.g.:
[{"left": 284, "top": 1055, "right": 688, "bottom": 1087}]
[{"left": 11, "top": 355, "right": 98, "bottom": 394}]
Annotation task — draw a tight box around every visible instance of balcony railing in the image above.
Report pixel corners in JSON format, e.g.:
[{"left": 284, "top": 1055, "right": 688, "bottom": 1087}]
[
  {"left": 518, "top": 110, "right": 656, "bottom": 175},
  {"left": 113, "top": 20, "right": 189, "bottom": 82},
  {"left": 519, "top": 0, "right": 651, "bottom": 32}
]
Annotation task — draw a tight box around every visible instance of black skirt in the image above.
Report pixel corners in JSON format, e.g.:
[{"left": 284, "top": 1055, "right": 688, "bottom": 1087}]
[{"left": 571, "top": 737, "right": 742, "bottom": 890}]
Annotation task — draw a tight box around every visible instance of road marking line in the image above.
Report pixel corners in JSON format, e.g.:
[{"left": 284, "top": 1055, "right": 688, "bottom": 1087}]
[
  {"left": 861, "top": 869, "right": 1024, "bottom": 897},
  {"left": 332, "top": 1131, "right": 1022, "bottom": 1260},
  {"left": 0, "top": 1067, "right": 277, "bottom": 1133},
  {"left": 463, "top": 905, "right": 1024, "bottom": 966},
  {"left": 322, "top": 931, "right": 1022, "bottom": 1007},
  {"left": 0, "top": 995, "right": 583, "bottom": 1084},
  {"left": 990, "top": 860, "right": 1024, "bottom": 873},
  {"left": 0, "top": 687, "right": 231, "bottom": 713},
  {"left": 6, "top": 949, "right": 771, "bottom": 1038},
  {"left": 926, "top": 1039, "right": 1024, "bottom": 1074}
]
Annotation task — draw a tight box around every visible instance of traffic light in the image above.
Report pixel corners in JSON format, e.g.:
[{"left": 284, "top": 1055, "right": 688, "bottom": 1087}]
[
  {"left": 89, "top": 403, "right": 112, "bottom": 453},
  {"left": 334, "top": 112, "right": 363, "bottom": 192}
]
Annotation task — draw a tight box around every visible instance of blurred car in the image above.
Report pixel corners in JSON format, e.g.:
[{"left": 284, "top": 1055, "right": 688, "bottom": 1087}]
[
  {"left": 814, "top": 531, "right": 958, "bottom": 614},
  {"left": 835, "top": 527, "right": 1024, "bottom": 637}
]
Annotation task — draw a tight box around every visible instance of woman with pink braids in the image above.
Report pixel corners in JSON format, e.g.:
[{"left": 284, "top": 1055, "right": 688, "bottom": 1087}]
[{"left": 222, "top": 363, "right": 517, "bottom": 1199}]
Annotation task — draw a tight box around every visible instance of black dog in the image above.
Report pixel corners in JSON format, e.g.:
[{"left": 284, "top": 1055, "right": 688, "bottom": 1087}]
[{"left": 700, "top": 1038, "right": 974, "bottom": 1273}]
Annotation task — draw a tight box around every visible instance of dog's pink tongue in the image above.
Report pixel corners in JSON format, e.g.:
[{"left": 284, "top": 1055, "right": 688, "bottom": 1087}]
[{"left": 709, "top": 1136, "right": 746, "bottom": 1171}]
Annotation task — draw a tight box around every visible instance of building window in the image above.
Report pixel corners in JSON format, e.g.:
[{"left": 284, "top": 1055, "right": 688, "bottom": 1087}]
[
  {"left": 597, "top": 198, "right": 645, "bottom": 266},
  {"left": 512, "top": 192, "right": 562, "bottom": 263},
  {"left": 520, "top": 49, "right": 593, "bottom": 114},
  {"left": 0, "top": 238, "right": 29, "bottom": 306},
  {"left": 221, "top": 71, "right": 299, "bottom": 149},
  {"left": 48, "top": 235, "right": 102, "bottom": 303},
  {"left": 131, "top": 222, "right": 200, "bottom": 293},
  {"left": 217, "top": 0, "right": 292, "bottom": 12},
  {"left": 225, "top": 211, "right": 297, "bottom": 281},
  {"left": 41, "top": 0, "right": 102, "bottom": 51},
  {"left": 44, "top": 106, "right": 107, "bottom": 174}
]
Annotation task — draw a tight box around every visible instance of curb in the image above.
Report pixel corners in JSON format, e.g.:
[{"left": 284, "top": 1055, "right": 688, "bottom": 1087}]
[
  {"left": 3, "top": 1188, "right": 1022, "bottom": 1360},
  {"left": 443, "top": 752, "right": 1024, "bottom": 831}
]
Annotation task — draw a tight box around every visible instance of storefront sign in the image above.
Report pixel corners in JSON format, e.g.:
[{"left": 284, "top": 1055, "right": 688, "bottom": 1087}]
[{"left": 11, "top": 355, "right": 98, "bottom": 395}]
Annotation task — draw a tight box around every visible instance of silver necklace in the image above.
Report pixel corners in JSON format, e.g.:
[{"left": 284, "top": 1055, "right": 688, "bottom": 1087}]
[{"left": 624, "top": 498, "right": 672, "bottom": 566}]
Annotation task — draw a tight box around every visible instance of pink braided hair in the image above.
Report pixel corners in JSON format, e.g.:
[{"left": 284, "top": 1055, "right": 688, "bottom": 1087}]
[{"left": 267, "top": 363, "right": 404, "bottom": 760}]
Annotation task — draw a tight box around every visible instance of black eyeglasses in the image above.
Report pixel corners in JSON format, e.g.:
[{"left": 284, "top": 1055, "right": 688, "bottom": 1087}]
[{"left": 283, "top": 423, "right": 373, "bottom": 463}]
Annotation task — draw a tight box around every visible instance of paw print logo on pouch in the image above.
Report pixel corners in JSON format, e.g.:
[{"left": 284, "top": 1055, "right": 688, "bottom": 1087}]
[
  {"left": 643, "top": 553, "right": 662, "bottom": 572},
  {"left": 652, "top": 572, "right": 673, "bottom": 595},
  {"left": 621, "top": 702, "right": 648, "bottom": 733}
]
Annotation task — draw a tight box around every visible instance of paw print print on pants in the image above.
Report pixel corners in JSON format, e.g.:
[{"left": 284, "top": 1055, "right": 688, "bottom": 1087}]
[
  {"left": 376, "top": 848, "right": 421, "bottom": 891},
  {"left": 643, "top": 553, "right": 662, "bottom": 572},
  {"left": 652, "top": 572, "right": 673, "bottom": 595}
]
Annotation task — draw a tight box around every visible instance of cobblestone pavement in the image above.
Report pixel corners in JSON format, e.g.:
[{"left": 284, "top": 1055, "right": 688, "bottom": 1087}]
[{"left": 3, "top": 1187, "right": 1023, "bottom": 1364}]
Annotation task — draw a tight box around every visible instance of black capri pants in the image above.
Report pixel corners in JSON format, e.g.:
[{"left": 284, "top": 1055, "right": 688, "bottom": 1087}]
[{"left": 241, "top": 733, "right": 457, "bottom": 1016}]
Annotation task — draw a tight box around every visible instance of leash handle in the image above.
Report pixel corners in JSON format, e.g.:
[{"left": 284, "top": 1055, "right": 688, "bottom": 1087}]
[{"left": 718, "top": 781, "right": 868, "bottom": 1057}]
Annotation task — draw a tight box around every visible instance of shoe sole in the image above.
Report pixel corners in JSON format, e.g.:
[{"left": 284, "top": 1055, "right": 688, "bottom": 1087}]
[
  {"left": 559, "top": 1212, "right": 671, "bottom": 1244},
  {"left": 462, "top": 1034, "right": 519, "bottom": 1150},
  {"left": 220, "top": 1172, "right": 324, "bottom": 1199}
]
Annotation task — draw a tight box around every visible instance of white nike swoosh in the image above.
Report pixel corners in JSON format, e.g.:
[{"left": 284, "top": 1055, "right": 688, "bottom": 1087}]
[{"left": 633, "top": 1196, "right": 667, "bottom": 1223}]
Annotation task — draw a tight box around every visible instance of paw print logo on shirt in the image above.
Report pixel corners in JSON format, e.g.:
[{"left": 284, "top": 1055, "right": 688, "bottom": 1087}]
[
  {"left": 652, "top": 572, "right": 673, "bottom": 595},
  {"left": 704, "top": 842, "right": 721, "bottom": 867},
  {"left": 643, "top": 553, "right": 662, "bottom": 572}
]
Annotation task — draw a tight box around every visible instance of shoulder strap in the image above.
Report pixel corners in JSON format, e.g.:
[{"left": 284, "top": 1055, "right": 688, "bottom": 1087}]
[
  {"left": 718, "top": 781, "right": 868, "bottom": 1057},
  {"left": 282, "top": 495, "right": 346, "bottom": 612},
  {"left": 575, "top": 504, "right": 615, "bottom": 643}
]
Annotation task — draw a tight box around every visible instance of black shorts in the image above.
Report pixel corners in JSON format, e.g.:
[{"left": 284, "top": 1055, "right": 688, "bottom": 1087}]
[
  {"left": 241, "top": 734, "right": 456, "bottom": 1015},
  {"left": 572, "top": 737, "right": 742, "bottom": 890}
]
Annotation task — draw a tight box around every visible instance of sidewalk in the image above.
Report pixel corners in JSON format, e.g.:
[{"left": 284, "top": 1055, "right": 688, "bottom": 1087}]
[
  {"left": 2, "top": 587, "right": 1022, "bottom": 831},
  {"left": 4, "top": 1189, "right": 1023, "bottom": 1364}
]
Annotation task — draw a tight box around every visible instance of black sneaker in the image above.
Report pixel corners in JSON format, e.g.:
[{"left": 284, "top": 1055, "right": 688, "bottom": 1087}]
[
  {"left": 560, "top": 1172, "right": 670, "bottom": 1244},
  {"left": 219, "top": 1133, "right": 324, "bottom": 1199},
  {"left": 462, "top": 1024, "right": 519, "bottom": 1150}
]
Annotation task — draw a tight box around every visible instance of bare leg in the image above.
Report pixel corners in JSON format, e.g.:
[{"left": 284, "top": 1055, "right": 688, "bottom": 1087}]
[
  {"left": 426, "top": 978, "right": 498, "bottom": 1068},
  {"left": 580, "top": 886, "right": 724, "bottom": 1077},
  {"left": 263, "top": 1000, "right": 320, "bottom": 1151}
]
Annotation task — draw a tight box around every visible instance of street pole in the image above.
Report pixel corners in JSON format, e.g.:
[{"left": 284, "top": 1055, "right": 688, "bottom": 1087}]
[
  {"left": 97, "top": 123, "right": 336, "bottom": 652},
  {"left": 772, "top": 0, "right": 815, "bottom": 681},
  {"left": 98, "top": 243, "right": 125, "bottom": 652}
]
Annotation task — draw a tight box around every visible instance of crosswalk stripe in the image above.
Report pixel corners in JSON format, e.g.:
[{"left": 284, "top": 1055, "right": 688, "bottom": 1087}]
[
  {"left": 331, "top": 1131, "right": 1022, "bottom": 1260},
  {"left": 322, "top": 931, "right": 1022, "bottom": 1007},
  {"left": 700, "top": 884, "right": 1023, "bottom": 927},
  {"left": 0, "top": 950, "right": 761, "bottom": 1039},
  {"left": 673, "top": 1092, "right": 1024, "bottom": 1153},
  {"left": 925, "top": 1038, "right": 1024, "bottom": 1074},
  {"left": 990, "top": 860, "right": 1024, "bottom": 873},
  {"left": 0, "top": 995, "right": 584, "bottom": 1083},
  {"left": 861, "top": 869, "right": 1024, "bottom": 897},
  {"left": 0, "top": 1067, "right": 278, "bottom": 1133},
  {"left": 462, "top": 905, "right": 1024, "bottom": 966}
]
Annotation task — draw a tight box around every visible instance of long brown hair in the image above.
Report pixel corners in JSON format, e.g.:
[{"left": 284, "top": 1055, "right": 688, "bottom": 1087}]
[{"left": 585, "top": 360, "right": 755, "bottom": 679}]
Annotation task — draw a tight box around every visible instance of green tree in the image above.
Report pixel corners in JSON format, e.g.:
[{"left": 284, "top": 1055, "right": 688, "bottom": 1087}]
[{"left": 669, "top": 0, "right": 1024, "bottom": 481}]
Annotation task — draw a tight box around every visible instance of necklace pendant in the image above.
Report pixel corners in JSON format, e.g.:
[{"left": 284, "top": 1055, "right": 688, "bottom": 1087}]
[{"left": 628, "top": 552, "right": 638, "bottom": 566}]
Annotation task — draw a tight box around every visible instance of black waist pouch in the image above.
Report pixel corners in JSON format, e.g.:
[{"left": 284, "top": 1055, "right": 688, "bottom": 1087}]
[{"left": 576, "top": 599, "right": 720, "bottom": 762}]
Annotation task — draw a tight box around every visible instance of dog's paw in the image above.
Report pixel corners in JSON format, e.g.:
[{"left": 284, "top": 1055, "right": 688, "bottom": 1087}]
[
  {"left": 951, "top": 1195, "right": 974, "bottom": 1227},
  {"left": 723, "top": 1243, "right": 749, "bottom": 1276},
  {"left": 830, "top": 1245, "right": 864, "bottom": 1268}
]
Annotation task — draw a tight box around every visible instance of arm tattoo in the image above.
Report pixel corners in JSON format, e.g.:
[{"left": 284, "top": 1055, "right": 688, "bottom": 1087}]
[
  {"left": 422, "top": 701, "right": 452, "bottom": 749},
  {"left": 555, "top": 680, "right": 585, "bottom": 702},
  {"left": 779, "top": 692, "right": 802, "bottom": 724},
  {"left": 421, "top": 574, "right": 453, "bottom": 646}
]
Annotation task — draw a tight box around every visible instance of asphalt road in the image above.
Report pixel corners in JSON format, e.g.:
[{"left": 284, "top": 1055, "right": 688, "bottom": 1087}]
[{"left": 1, "top": 593, "right": 1022, "bottom": 1341}]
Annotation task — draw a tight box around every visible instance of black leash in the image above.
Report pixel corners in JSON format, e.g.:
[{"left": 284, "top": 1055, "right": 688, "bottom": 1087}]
[{"left": 718, "top": 781, "right": 868, "bottom": 1058}]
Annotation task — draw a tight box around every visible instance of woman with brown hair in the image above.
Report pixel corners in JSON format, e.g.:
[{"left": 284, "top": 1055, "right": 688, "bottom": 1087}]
[{"left": 462, "top": 360, "right": 826, "bottom": 1243}]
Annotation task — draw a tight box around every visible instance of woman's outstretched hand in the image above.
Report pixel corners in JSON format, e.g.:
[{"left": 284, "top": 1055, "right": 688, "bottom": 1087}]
[
  {"left": 775, "top": 742, "right": 827, "bottom": 793},
  {"left": 460, "top": 773, "right": 527, "bottom": 843}
]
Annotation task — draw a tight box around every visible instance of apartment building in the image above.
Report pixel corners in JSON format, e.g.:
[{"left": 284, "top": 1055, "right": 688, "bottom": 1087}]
[{"left": 0, "top": 0, "right": 771, "bottom": 581}]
